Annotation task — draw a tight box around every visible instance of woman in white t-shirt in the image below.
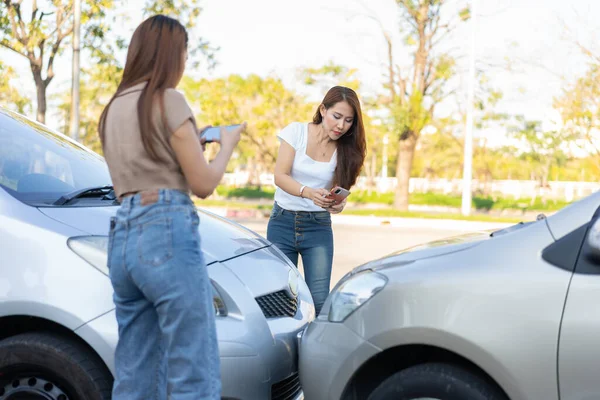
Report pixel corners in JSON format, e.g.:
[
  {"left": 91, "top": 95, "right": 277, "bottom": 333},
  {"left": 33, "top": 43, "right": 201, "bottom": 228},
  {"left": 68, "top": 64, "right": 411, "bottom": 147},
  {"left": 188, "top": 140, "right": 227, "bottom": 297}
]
[{"left": 267, "top": 86, "right": 367, "bottom": 314}]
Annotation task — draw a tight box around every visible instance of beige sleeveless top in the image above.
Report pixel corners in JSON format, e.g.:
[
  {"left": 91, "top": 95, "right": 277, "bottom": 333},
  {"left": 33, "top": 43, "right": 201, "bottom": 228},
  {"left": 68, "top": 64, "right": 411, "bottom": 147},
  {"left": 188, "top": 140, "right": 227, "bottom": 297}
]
[{"left": 102, "top": 82, "right": 196, "bottom": 199}]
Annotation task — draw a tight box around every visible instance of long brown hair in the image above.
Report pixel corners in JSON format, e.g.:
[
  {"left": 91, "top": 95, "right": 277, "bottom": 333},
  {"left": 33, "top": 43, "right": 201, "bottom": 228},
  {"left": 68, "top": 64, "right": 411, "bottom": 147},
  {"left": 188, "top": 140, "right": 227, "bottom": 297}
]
[
  {"left": 313, "top": 86, "right": 366, "bottom": 189},
  {"left": 98, "top": 15, "right": 188, "bottom": 160}
]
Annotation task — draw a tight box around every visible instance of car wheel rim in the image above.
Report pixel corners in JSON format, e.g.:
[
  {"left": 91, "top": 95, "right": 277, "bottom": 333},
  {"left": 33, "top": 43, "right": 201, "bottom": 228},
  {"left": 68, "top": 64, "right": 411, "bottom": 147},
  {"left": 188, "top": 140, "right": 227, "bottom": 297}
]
[{"left": 0, "top": 376, "right": 69, "bottom": 400}]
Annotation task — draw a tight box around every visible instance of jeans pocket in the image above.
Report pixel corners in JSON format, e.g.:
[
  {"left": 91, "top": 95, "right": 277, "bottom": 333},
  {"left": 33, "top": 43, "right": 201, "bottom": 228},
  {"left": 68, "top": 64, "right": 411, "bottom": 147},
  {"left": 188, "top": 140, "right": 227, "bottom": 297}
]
[
  {"left": 312, "top": 213, "right": 331, "bottom": 226},
  {"left": 269, "top": 206, "right": 283, "bottom": 220},
  {"left": 137, "top": 216, "right": 174, "bottom": 266}
]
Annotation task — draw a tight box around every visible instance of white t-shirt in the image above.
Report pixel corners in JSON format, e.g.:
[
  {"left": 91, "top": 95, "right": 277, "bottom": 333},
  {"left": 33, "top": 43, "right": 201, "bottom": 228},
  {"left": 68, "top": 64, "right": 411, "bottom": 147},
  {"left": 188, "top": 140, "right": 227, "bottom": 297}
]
[{"left": 274, "top": 122, "right": 337, "bottom": 212}]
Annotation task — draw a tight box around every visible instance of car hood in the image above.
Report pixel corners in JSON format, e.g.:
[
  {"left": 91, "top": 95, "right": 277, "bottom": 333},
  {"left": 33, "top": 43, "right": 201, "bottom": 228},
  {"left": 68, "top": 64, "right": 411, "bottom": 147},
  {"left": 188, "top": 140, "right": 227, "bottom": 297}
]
[
  {"left": 38, "top": 206, "right": 269, "bottom": 265},
  {"left": 352, "top": 230, "right": 492, "bottom": 274}
]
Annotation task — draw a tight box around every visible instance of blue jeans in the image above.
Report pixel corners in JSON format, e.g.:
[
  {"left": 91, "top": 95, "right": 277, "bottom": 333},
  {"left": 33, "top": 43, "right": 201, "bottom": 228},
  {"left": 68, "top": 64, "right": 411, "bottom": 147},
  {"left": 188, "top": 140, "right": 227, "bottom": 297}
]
[
  {"left": 108, "top": 189, "right": 220, "bottom": 400},
  {"left": 266, "top": 202, "right": 334, "bottom": 315}
]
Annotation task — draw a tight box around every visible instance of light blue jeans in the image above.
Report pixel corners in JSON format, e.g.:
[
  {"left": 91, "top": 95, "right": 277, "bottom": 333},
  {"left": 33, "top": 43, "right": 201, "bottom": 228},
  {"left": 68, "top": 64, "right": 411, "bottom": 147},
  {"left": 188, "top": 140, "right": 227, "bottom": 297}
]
[
  {"left": 266, "top": 201, "right": 334, "bottom": 315},
  {"left": 108, "top": 189, "right": 220, "bottom": 400}
]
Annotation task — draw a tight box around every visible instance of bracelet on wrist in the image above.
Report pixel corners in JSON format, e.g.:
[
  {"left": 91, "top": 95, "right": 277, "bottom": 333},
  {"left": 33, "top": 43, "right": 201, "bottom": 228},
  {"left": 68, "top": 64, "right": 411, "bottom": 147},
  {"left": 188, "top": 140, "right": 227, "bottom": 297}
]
[{"left": 299, "top": 185, "right": 307, "bottom": 198}]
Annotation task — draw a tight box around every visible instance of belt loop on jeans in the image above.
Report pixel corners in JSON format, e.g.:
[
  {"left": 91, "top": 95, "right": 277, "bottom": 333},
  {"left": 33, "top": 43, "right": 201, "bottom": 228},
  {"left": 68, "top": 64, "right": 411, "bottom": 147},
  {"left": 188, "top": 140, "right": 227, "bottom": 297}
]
[
  {"left": 164, "top": 189, "right": 172, "bottom": 204},
  {"left": 122, "top": 195, "right": 131, "bottom": 211}
]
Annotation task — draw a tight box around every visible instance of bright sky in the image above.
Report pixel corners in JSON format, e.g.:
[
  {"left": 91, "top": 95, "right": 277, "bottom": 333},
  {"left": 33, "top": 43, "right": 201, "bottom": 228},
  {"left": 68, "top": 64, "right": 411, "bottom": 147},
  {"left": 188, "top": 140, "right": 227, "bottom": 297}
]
[{"left": 2, "top": 0, "right": 600, "bottom": 142}]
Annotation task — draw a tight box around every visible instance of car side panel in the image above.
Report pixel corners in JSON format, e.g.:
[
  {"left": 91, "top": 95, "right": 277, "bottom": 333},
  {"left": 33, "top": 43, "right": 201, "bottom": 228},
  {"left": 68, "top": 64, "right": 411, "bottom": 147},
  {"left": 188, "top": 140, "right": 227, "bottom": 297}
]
[
  {"left": 344, "top": 222, "right": 567, "bottom": 400},
  {"left": 0, "top": 208, "right": 116, "bottom": 328},
  {"left": 557, "top": 217, "right": 600, "bottom": 400},
  {"left": 558, "top": 273, "right": 600, "bottom": 400}
]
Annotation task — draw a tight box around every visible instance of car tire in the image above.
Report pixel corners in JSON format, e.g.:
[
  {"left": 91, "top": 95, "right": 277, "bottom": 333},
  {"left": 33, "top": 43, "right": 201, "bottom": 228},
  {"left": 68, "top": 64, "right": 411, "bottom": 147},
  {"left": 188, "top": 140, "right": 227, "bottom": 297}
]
[
  {"left": 0, "top": 332, "right": 113, "bottom": 400},
  {"left": 368, "top": 362, "right": 507, "bottom": 400}
]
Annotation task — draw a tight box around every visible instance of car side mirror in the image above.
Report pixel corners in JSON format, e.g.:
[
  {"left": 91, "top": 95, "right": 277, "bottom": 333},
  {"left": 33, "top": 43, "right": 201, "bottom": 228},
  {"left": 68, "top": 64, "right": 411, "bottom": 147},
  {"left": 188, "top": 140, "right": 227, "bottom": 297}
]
[{"left": 586, "top": 218, "right": 600, "bottom": 263}]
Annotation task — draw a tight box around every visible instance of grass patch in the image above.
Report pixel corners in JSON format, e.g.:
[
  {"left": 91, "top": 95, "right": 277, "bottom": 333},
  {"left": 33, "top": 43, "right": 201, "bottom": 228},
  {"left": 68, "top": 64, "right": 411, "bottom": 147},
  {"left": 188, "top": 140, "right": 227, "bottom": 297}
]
[
  {"left": 349, "top": 191, "right": 395, "bottom": 205},
  {"left": 410, "top": 192, "right": 462, "bottom": 207},
  {"left": 215, "top": 185, "right": 275, "bottom": 200},
  {"left": 196, "top": 199, "right": 523, "bottom": 223},
  {"left": 343, "top": 208, "right": 523, "bottom": 223},
  {"left": 486, "top": 197, "right": 570, "bottom": 212},
  {"left": 212, "top": 185, "right": 573, "bottom": 213},
  {"left": 408, "top": 192, "right": 569, "bottom": 212},
  {"left": 196, "top": 199, "right": 271, "bottom": 210}
]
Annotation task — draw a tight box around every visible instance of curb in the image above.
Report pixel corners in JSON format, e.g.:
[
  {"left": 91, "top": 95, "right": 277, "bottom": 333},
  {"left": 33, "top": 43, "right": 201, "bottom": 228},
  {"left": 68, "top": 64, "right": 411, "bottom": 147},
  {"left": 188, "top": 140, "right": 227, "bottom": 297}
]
[
  {"left": 330, "top": 215, "right": 512, "bottom": 231},
  {"left": 198, "top": 206, "right": 514, "bottom": 232}
]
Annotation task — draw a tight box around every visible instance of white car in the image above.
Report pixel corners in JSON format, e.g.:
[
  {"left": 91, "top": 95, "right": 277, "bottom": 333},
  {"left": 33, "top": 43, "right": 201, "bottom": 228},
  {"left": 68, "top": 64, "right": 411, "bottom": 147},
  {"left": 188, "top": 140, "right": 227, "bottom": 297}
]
[{"left": 0, "top": 107, "right": 312, "bottom": 400}]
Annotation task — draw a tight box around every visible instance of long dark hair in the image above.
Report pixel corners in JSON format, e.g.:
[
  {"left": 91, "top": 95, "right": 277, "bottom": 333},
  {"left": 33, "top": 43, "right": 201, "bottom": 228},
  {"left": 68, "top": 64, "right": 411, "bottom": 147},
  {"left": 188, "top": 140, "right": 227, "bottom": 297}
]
[
  {"left": 313, "top": 86, "right": 366, "bottom": 189},
  {"left": 99, "top": 15, "right": 188, "bottom": 160}
]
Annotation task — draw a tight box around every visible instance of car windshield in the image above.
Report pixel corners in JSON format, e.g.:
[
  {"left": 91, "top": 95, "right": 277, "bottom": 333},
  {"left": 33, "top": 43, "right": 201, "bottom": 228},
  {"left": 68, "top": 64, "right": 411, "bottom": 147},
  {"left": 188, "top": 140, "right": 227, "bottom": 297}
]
[{"left": 0, "top": 109, "right": 112, "bottom": 206}]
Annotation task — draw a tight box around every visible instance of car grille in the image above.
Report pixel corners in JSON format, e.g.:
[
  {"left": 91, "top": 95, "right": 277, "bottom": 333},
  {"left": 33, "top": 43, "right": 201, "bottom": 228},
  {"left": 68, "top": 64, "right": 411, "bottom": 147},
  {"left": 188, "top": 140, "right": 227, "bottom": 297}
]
[
  {"left": 271, "top": 372, "right": 302, "bottom": 400},
  {"left": 256, "top": 290, "right": 298, "bottom": 318}
]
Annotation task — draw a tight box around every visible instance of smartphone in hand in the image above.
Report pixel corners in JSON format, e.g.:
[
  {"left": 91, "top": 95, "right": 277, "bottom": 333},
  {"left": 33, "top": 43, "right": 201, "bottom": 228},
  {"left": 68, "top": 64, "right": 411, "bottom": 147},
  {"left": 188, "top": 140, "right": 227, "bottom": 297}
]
[
  {"left": 200, "top": 124, "right": 242, "bottom": 143},
  {"left": 326, "top": 186, "right": 350, "bottom": 204}
]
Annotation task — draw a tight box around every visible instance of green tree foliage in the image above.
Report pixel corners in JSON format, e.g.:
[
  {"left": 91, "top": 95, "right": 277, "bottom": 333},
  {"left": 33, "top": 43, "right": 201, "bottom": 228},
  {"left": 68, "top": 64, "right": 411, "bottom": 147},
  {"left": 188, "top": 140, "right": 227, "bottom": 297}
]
[
  {"left": 55, "top": 61, "right": 121, "bottom": 153},
  {"left": 508, "top": 118, "right": 570, "bottom": 186},
  {"left": 0, "top": 0, "right": 116, "bottom": 123},
  {"left": 0, "top": 60, "right": 31, "bottom": 113},
  {"left": 52, "top": 0, "right": 214, "bottom": 149},
  {"left": 180, "top": 74, "right": 314, "bottom": 182},
  {"left": 554, "top": 64, "right": 600, "bottom": 169},
  {"left": 381, "top": 0, "right": 465, "bottom": 210},
  {"left": 413, "top": 71, "right": 507, "bottom": 182},
  {"left": 301, "top": 61, "right": 360, "bottom": 92},
  {"left": 142, "top": 0, "right": 217, "bottom": 68},
  {"left": 5, "top": 1, "right": 599, "bottom": 192}
]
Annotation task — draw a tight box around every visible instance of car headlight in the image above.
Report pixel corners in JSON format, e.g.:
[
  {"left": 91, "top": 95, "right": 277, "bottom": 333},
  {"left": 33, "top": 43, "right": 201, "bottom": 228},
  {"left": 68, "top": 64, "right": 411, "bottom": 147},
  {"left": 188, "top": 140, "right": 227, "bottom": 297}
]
[
  {"left": 211, "top": 284, "right": 227, "bottom": 317},
  {"left": 328, "top": 270, "right": 387, "bottom": 322},
  {"left": 67, "top": 236, "right": 109, "bottom": 275},
  {"left": 67, "top": 235, "right": 228, "bottom": 316}
]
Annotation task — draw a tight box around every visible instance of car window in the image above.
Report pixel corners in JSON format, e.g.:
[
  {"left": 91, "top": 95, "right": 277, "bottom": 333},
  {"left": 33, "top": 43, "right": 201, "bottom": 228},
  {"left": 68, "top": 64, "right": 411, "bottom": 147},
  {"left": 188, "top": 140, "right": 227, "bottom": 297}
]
[
  {"left": 542, "top": 223, "right": 588, "bottom": 272},
  {"left": 543, "top": 204, "right": 600, "bottom": 273},
  {"left": 569, "top": 207, "right": 600, "bottom": 274},
  {"left": 0, "top": 110, "right": 111, "bottom": 205}
]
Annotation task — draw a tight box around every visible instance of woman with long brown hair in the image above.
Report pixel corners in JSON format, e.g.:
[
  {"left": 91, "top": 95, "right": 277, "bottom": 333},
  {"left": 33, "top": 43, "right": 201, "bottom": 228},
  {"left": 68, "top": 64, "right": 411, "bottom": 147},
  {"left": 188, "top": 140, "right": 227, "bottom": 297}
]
[
  {"left": 267, "top": 86, "right": 366, "bottom": 314},
  {"left": 99, "top": 15, "right": 244, "bottom": 399}
]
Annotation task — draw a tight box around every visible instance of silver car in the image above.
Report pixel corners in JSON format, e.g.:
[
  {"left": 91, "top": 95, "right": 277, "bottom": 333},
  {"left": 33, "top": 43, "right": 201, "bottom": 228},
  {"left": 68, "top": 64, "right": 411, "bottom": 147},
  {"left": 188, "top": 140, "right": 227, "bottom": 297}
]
[
  {"left": 300, "top": 186, "right": 600, "bottom": 399},
  {"left": 0, "top": 108, "right": 312, "bottom": 400}
]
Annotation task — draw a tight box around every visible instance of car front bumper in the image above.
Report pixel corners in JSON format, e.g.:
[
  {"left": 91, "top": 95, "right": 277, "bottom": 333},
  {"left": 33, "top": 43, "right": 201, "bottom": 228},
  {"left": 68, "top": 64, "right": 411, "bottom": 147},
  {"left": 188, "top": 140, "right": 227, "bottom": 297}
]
[
  {"left": 298, "top": 317, "right": 381, "bottom": 400},
  {"left": 76, "top": 307, "right": 309, "bottom": 400}
]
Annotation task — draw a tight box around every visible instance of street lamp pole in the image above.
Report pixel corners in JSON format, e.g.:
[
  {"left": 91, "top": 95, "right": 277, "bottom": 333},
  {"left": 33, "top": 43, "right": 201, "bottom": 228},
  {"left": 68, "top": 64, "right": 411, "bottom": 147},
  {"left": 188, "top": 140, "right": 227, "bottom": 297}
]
[
  {"left": 461, "top": 0, "right": 476, "bottom": 216},
  {"left": 382, "top": 134, "right": 389, "bottom": 178},
  {"left": 69, "top": 0, "right": 81, "bottom": 142}
]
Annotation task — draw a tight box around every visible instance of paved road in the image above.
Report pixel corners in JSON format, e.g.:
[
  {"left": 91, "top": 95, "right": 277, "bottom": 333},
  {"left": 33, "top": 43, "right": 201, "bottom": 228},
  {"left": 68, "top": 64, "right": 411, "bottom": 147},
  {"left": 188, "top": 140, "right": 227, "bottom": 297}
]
[{"left": 240, "top": 220, "right": 469, "bottom": 287}]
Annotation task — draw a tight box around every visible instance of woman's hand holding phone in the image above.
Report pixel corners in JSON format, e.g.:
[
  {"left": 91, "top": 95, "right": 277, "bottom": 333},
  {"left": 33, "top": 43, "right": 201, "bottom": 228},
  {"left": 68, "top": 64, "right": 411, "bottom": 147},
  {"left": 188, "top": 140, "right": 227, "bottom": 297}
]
[
  {"left": 326, "top": 186, "right": 350, "bottom": 204},
  {"left": 326, "top": 198, "right": 347, "bottom": 214},
  {"left": 220, "top": 122, "right": 246, "bottom": 151},
  {"left": 303, "top": 187, "right": 335, "bottom": 209},
  {"left": 199, "top": 123, "right": 246, "bottom": 152},
  {"left": 197, "top": 125, "right": 212, "bottom": 151}
]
